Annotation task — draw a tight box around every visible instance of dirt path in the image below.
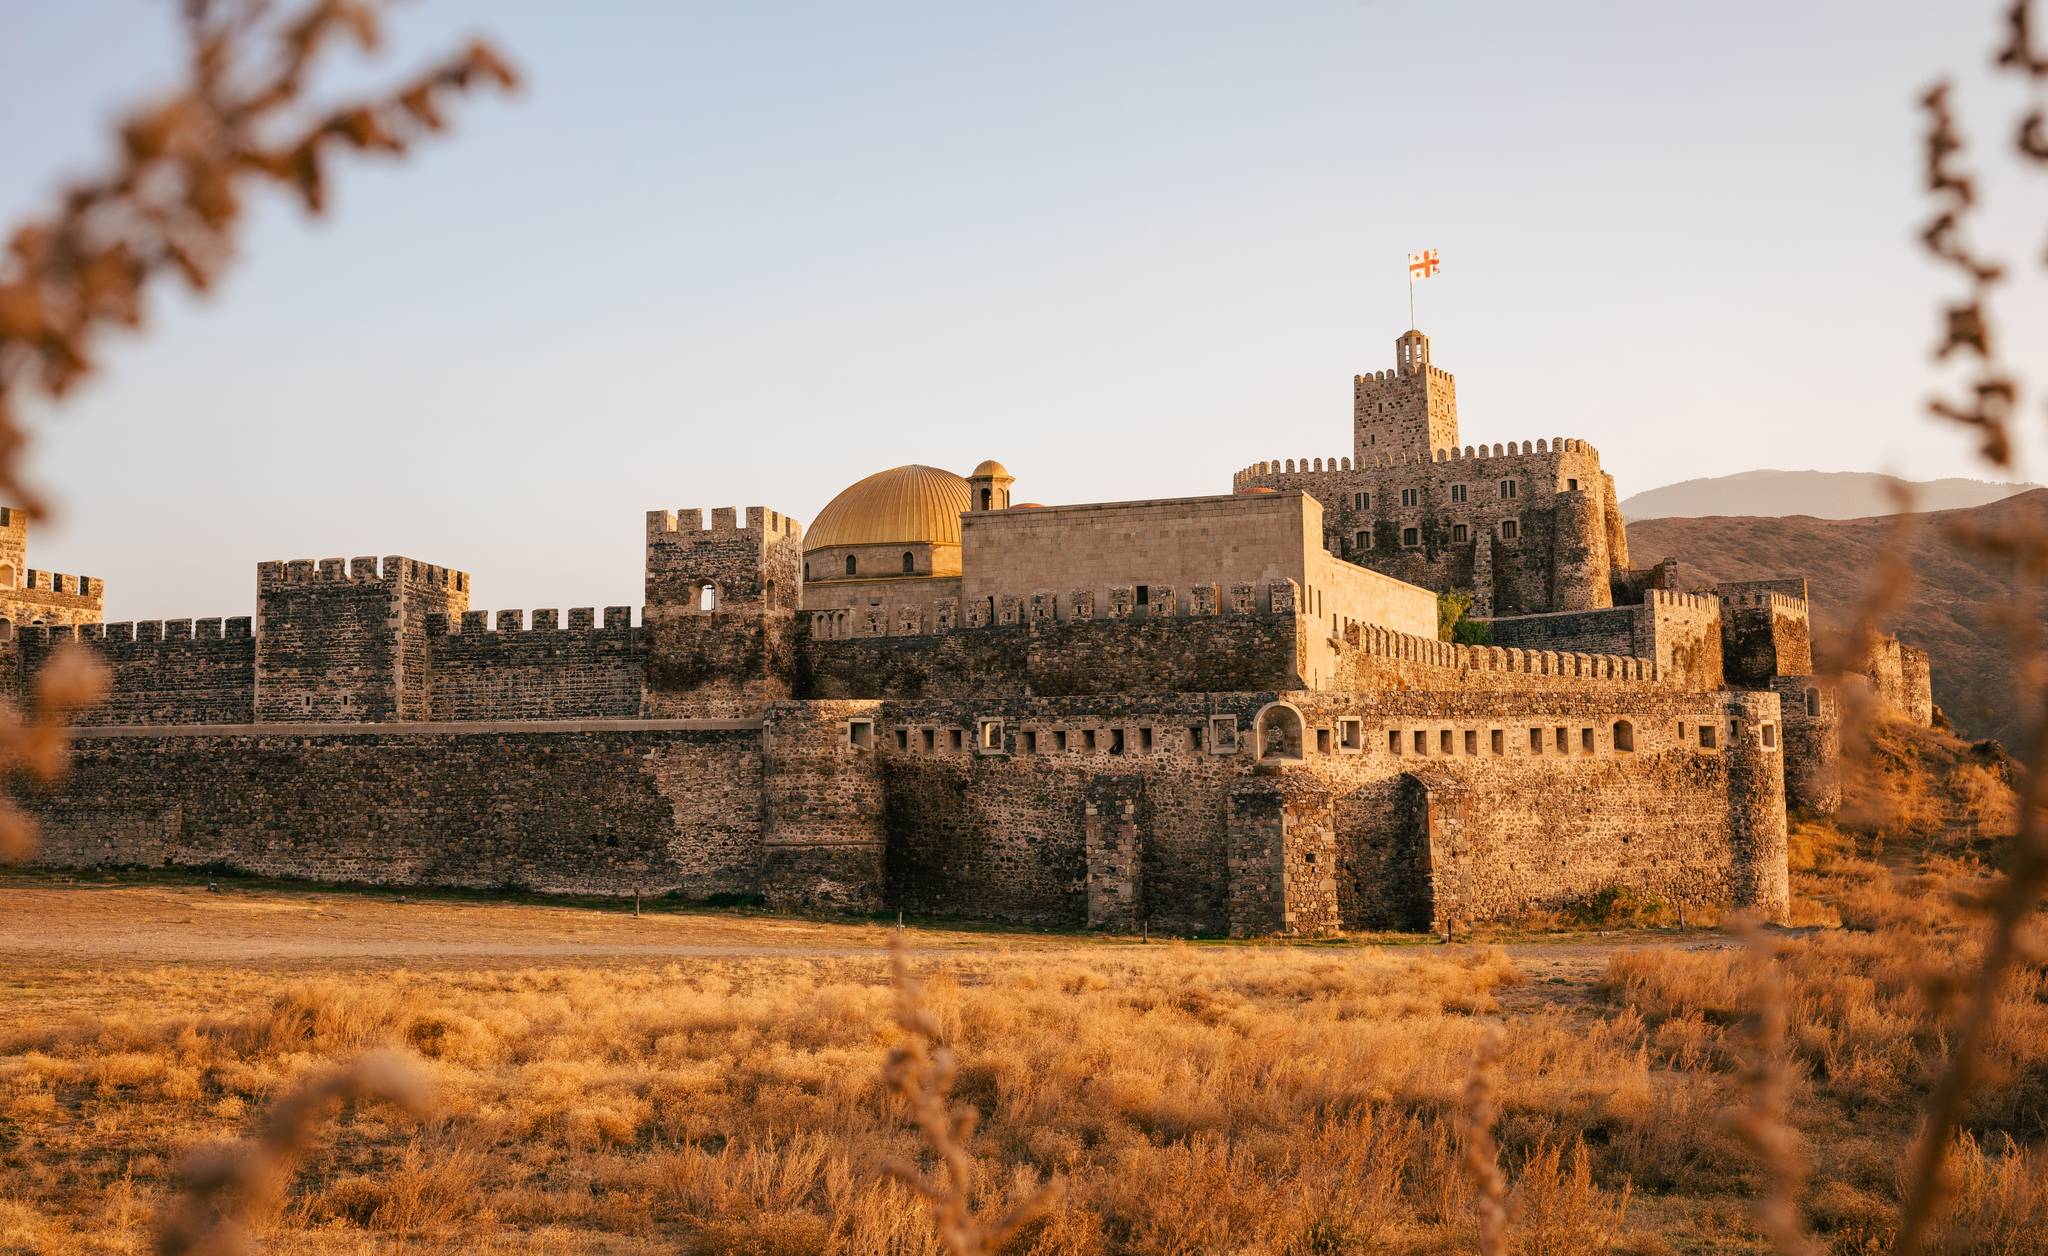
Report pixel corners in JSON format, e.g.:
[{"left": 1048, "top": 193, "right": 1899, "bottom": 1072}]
[{"left": 0, "top": 879, "right": 1735, "bottom": 997}]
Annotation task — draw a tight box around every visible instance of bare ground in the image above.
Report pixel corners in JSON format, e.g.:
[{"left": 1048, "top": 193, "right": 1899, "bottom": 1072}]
[{"left": 0, "top": 874, "right": 1727, "bottom": 989}]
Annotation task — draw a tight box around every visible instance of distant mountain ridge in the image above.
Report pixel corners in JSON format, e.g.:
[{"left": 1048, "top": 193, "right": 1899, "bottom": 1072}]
[
  {"left": 1620, "top": 470, "right": 2036, "bottom": 521},
  {"left": 1628, "top": 489, "right": 2048, "bottom": 747}
]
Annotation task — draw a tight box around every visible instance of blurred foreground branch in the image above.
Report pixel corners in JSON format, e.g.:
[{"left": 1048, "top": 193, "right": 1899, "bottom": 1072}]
[
  {"left": 881, "top": 933, "right": 1059, "bottom": 1255},
  {"left": 1895, "top": 3, "right": 2048, "bottom": 1251},
  {"left": 0, "top": 0, "right": 516, "bottom": 860},
  {"left": 154, "top": 1050, "right": 432, "bottom": 1256}
]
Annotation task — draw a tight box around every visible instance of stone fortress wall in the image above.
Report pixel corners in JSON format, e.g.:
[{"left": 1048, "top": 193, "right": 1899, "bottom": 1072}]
[
  {"left": 0, "top": 507, "right": 105, "bottom": 629},
  {"left": 13, "top": 326, "right": 1940, "bottom": 936}
]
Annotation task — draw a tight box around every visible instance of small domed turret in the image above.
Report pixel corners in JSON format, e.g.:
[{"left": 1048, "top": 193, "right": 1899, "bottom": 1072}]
[{"left": 968, "top": 459, "right": 1014, "bottom": 512}]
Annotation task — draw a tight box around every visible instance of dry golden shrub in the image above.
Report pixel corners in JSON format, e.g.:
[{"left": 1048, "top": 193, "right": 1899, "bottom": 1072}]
[{"left": 0, "top": 936, "right": 1671, "bottom": 1255}]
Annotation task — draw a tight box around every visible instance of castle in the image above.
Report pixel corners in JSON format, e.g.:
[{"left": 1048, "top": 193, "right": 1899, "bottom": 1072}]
[{"left": 18, "top": 330, "right": 1934, "bottom": 935}]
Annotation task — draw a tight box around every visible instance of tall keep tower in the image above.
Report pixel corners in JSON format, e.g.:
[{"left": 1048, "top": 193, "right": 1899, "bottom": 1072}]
[{"left": 1353, "top": 330, "right": 1459, "bottom": 459}]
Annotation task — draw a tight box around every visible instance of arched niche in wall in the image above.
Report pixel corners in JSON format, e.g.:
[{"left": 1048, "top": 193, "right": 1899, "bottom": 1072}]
[{"left": 1254, "top": 702, "right": 1305, "bottom": 763}]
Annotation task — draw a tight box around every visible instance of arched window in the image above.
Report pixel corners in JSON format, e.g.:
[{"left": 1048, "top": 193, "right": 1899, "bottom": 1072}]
[
  {"left": 1612, "top": 719, "right": 1635, "bottom": 752},
  {"left": 1255, "top": 703, "right": 1304, "bottom": 762},
  {"left": 846, "top": 555, "right": 857, "bottom": 576},
  {"left": 980, "top": 488, "right": 992, "bottom": 510},
  {"left": 698, "top": 583, "right": 716, "bottom": 612},
  {"left": 1805, "top": 688, "right": 1821, "bottom": 717},
  {"left": 902, "top": 551, "right": 915, "bottom": 574}
]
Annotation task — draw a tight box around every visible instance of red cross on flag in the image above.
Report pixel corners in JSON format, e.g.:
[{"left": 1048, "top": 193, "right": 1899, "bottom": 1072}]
[{"left": 1408, "top": 249, "right": 1441, "bottom": 279}]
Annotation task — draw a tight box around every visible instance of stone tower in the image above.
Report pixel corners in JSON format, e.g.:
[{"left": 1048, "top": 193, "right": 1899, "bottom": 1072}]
[
  {"left": 0, "top": 507, "right": 25, "bottom": 589},
  {"left": 254, "top": 556, "right": 468, "bottom": 722},
  {"left": 1353, "top": 330, "right": 1459, "bottom": 460},
  {"left": 642, "top": 506, "right": 805, "bottom": 716}
]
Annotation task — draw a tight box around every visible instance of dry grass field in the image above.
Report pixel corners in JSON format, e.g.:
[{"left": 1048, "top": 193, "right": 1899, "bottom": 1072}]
[{"left": 0, "top": 721, "right": 2042, "bottom": 1255}]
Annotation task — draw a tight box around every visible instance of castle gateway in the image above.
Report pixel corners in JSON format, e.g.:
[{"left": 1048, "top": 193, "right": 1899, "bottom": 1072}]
[{"left": 19, "top": 331, "right": 1931, "bottom": 934}]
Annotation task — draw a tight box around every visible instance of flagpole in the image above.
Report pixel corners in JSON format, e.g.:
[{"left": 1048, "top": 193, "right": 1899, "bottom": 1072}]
[{"left": 1408, "top": 271, "right": 1415, "bottom": 331}]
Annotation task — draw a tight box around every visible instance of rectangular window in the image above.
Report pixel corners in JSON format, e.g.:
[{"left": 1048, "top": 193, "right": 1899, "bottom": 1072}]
[
  {"left": 1698, "top": 724, "right": 1718, "bottom": 749},
  {"left": 1401, "top": 487, "right": 1419, "bottom": 507},
  {"left": 1353, "top": 530, "right": 1372, "bottom": 551},
  {"left": 1451, "top": 523, "right": 1469, "bottom": 543},
  {"left": 1464, "top": 729, "right": 1479, "bottom": 755},
  {"left": 1353, "top": 491, "right": 1369, "bottom": 510},
  {"left": 1677, "top": 720, "right": 1687, "bottom": 740},
  {"left": 1529, "top": 727, "right": 1543, "bottom": 753},
  {"left": 1499, "top": 479, "right": 1518, "bottom": 499},
  {"left": 1581, "top": 727, "right": 1595, "bottom": 753},
  {"left": 1208, "top": 716, "right": 1240, "bottom": 754},
  {"left": 895, "top": 728, "right": 910, "bottom": 751},
  {"left": 1316, "top": 727, "right": 1331, "bottom": 754},
  {"left": 1190, "top": 725, "right": 1204, "bottom": 751},
  {"left": 1109, "top": 728, "right": 1126, "bottom": 754},
  {"left": 1402, "top": 526, "right": 1420, "bottom": 547},
  {"left": 1491, "top": 728, "right": 1504, "bottom": 755},
  {"left": 950, "top": 728, "right": 965, "bottom": 752},
  {"left": 1500, "top": 519, "right": 1520, "bottom": 540},
  {"left": 1414, "top": 729, "right": 1428, "bottom": 755},
  {"left": 1084, "top": 729, "right": 1098, "bottom": 752},
  {"left": 1389, "top": 729, "right": 1402, "bottom": 754},
  {"left": 1763, "top": 723, "right": 1778, "bottom": 748},
  {"left": 1451, "top": 483, "right": 1468, "bottom": 503},
  {"left": 922, "top": 728, "right": 937, "bottom": 753},
  {"left": 1555, "top": 726, "right": 1568, "bottom": 752},
  {"left": 848, "top": 719, "right": 875, "bottom": 749},
  {"left": 1055, "top": 729, "right": 1069, "bottom": 752},
  {"left": 977, "top": 718, "right": 1003, "bottom": 752},
  {"left": 1338, "top": 717, "right": 1363, "bottom": 751},
  {"left": 1440, "top": 729, "right": 1454, "bottom": 755},
  {"left": 1140, "top": 726, "right": 1154, "bottom": 752},
  {"left": 1022, "top": 730, "right": 1038, "bottom": 754},
  {"left": 1567, "top": 477, "right": 1580, "bottom": 491}
]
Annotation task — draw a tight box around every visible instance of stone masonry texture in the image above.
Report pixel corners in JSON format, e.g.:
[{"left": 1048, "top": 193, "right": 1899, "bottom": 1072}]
[{"left": 14, "top": 329, "right": 1937, "bottom": 933}]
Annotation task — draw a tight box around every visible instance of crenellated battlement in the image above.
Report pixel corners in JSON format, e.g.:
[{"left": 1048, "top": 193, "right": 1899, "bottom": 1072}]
[
  {"left": 1337, "top": 620, "right": 1659, "bottom": 687},
  {"left": 425, "top": 609, "right": 646, "bottom": 722},
  {"left": 1719, "top": 590, "right": 1808, "bottom": 615},
  {"left": 646, "top": 506, "right": 803, "bottom": 543},
  {"left": 428, "top": 606, "right": 639, "bottom": 636},
  {"left": 17, "top": 569, "right": 102, "bottom": 598},
  {"left": 1644, "top": 589, "right": 1719, "bottom": 615},
  {"left": 92, "top": 617, "right": 252, "bottom": 645},
  {"left": 7, "top": 616, "right": 253, "bottom": 645},
  {"left": 1355, "top": 363, "right": 1455, "bottom": 386},
  {"left": 808, "top": 578, "right": 1300, "bottom": 641},
  {"left": 256, "top": 555, "right": 469, "bottom": 592},
  {"left": 1231, "top": 437, "right": 1603, "bottom": 487}
]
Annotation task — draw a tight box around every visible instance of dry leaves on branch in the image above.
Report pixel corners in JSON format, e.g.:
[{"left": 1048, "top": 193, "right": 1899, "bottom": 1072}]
[
  {"left": 154, "top": 1049, "right": 433, "bottom": 1256},
  {"left": 880, "top": 932, "right": 1059, "bottom": 1256},
  {"left": 0, "top": 0, "right": 518, "bottom": 517}
]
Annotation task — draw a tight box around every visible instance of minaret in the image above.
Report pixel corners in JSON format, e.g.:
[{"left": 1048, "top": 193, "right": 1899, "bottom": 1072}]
[{"left": 967, "top": 460, "right": 1014, "bottom": 512}]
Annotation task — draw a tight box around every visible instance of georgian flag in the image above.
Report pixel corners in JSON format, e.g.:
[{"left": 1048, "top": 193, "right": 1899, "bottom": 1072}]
[{"left": 1408, "top": 249, "right": 1441, "bottom": 279}]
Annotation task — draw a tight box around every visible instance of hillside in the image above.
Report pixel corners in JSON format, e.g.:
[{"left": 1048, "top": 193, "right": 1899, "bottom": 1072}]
[
  {"left": 1620, "top": 470, "right": 2036, "bottom": 521},
  {"left": 1628, "top": 489, "right": 2047, "bottom": 747}
]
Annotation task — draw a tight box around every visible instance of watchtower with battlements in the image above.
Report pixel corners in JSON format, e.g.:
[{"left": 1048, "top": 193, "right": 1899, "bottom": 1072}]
[
  {"left": 1354, "top": 330, "right": 1459, "bottom": 460},
  {"left": 642, "top": 506, "right": 805, "bottom": 716},
  {"left": 254, "top": 556, "right": 469, "bottom": 722}
]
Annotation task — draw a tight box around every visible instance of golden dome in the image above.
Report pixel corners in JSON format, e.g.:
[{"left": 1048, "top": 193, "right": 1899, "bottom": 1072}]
[
  {"left": 970, "top": 459, "right": 1012, "bottom": 480},
  {"left": 805, "top": 464, "right": 971, "bottom": 552}
]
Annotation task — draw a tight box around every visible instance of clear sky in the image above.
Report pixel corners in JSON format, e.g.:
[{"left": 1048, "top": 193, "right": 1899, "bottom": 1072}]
[{"left": 4, "top": 1, "right": 2043, "bottom": 620}]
